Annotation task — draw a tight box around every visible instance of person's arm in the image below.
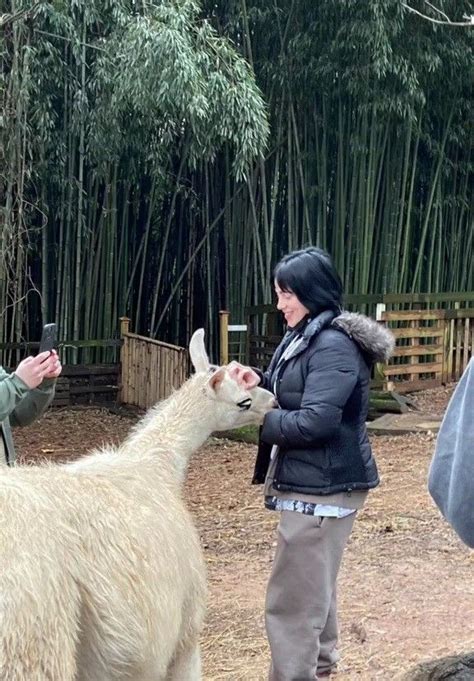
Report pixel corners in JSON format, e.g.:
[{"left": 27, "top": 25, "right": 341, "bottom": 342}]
[
  {"left": 0, "top": 366, "right": 31, "bottom": 422},
  {"left": 11, "top": 351, "right": 61, "bottom": 427},
  {"left": 9, "top": 378, "right": 57, "bottom": 427},
  {"left": 261, "top": 332, "right": 359, "bottom": 448},
  {"left": 428, "top": 358, "right": 474, "bottom": 548},
  {"left": 0, "top": 352, "right": 62, "bottom": 427}
]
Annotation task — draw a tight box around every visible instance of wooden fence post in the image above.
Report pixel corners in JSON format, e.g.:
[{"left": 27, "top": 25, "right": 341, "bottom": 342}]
[
  {"left": 375, "top": 304, "right": 390, "bottom": 390},
  {"left": 375, "top": 303, "right": 386, "bottom": 322},
  {"left": 120, "top": 317, "right": 130, "bottom": 336},
  {"left": 219, "top": 310, "right": 229, "bottom": 365},
  {"left": 441, "top": 311, "right": 448, "bottom": 384},
  {"left": 454, "top": 301, "right": 461, "bottom": 379},
  {"left": 119, "top": 317, "right": 131, "bottom": 403}
]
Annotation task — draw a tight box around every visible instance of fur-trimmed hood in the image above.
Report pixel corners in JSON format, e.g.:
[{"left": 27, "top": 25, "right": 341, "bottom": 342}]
[{"left": 332, "top": 312, "right": 395, "bottom": 363}]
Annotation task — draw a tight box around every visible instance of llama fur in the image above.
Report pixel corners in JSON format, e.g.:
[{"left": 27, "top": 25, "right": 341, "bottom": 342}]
[{"left": 0, "top": 330, "right": 274, "bottom": 681}]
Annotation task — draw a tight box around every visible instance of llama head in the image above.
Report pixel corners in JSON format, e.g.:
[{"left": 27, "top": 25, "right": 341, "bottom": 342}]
[{"left": 189, "top": 329, "right": 276, "bottom": 430}]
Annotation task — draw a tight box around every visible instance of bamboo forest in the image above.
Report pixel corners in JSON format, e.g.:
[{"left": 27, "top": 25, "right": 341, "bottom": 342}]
[{"left": 1, "top": 0, "right": 473, "bottom": 351}]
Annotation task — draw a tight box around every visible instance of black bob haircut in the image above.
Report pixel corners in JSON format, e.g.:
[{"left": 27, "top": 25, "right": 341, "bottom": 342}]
[{"left": 274, "top": 247, "right": 343, "bottom": 317}]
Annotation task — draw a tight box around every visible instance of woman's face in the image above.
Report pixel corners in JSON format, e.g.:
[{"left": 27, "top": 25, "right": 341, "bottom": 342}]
[{"left": 274, "top": 281, "right": 310, "bottom": 327}]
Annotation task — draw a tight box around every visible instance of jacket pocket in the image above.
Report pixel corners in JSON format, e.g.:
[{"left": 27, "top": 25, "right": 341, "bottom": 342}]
[
  {"left": 312, "top": 515, "right": 325, "bottom": 528},
  {"left": 274, "top": 447, "right": 331, "bottom": 490}
]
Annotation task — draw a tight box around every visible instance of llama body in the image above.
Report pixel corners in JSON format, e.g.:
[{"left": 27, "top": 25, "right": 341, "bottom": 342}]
[
  {"left": 2, "top": 464, "right": 202, "bottom": 681},
  {"left": 0, "top": 331, "right": 274, "bottom": 680}
]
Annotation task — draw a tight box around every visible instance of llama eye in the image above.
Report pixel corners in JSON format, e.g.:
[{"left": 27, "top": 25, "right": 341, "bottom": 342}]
[{"left": 236, "top": 398, "right": 252, "bottom": 411}]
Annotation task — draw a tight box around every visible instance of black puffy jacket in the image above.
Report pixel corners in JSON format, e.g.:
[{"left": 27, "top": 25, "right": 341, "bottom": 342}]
[{"left": 254, "top": 310, "right": 394, "bottom": 496}]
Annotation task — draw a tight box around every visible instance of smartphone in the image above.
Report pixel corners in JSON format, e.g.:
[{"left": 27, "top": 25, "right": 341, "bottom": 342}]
[{"left": 39, "top": 323, "right": 57, "bottom": 354}]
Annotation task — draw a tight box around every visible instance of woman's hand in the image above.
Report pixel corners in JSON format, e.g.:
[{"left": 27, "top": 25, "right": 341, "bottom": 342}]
[{"left": 228, "top": 361, "right": 261, "bottom": 389}]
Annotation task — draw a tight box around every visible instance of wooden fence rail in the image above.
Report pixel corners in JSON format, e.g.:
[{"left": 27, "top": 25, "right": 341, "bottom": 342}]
[
  {"left": 0, "top": 338, "right": 121, "bottom": 367},
  {"left": 119, "top": 318, "right": 188, "bottom": 409}
]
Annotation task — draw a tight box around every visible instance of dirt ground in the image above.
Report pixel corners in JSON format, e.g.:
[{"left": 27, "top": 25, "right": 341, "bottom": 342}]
[{"left": 13, "top": 384, "right": 474, "bottom": 680}]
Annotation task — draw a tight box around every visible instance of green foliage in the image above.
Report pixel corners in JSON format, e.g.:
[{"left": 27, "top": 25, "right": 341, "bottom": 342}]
[
  {"left": 204, "top": 0, "right": 473, "bottom": 308},
  {"left": 1, "top": 0, "right": 268, "bottom": 352},
  {"left": 1, "top": 0, "right": 472, "bottom": 356},
  {"left": 23, "top": 0, "right": 268, "bottom": 177},
  {"left": 88, "top": 1, "right": 268, "bottom": 177}
]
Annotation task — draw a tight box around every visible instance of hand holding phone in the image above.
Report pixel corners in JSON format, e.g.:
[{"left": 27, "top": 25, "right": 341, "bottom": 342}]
[{"left": 16, "top": 352, "right": 59, "bottom": 388}]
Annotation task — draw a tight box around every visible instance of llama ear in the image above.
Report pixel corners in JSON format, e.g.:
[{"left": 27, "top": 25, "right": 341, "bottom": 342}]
[
  {"left": 189, "top": 328, "right": 210, "bottom": 373},
  {"left": 207, "top": 367, "right": 225, "bottom": 392}
]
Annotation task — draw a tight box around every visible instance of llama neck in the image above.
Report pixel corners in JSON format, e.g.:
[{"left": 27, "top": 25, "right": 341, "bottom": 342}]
[{"left": 120, "top": 376, "right": 213, "bottom": 483}]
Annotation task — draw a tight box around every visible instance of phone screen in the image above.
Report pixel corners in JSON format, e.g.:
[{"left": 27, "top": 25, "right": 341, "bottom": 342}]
[{"left": 39, "top": 323, "right": 57, "bottom": 354}]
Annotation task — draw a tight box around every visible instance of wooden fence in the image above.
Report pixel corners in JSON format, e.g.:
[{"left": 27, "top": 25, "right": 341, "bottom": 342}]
[
  {"left": 54, "top": 364, "right": 120, "bottom": 406},
  {"left": 382, "top": 308, "right": 473, "bottom": 391},
  {"left": 119, "top": 318, "right": 188, "bottom": 409},
  {"left": 0, "top": 338, "right": 121, "bottom": 407},
  {"left": 0, "top": 325, "right": 188, "bottom": 409},
  {"left": 0, "top": 338, "right": 121, "bottom": 367},
  {"left": 245, "top": 293, "right": 474, "bottom": 392}
]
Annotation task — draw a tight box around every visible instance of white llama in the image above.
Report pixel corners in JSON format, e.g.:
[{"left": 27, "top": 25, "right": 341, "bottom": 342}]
[{"left": 0, "top": 329, "right": 275, "bottom": 681}]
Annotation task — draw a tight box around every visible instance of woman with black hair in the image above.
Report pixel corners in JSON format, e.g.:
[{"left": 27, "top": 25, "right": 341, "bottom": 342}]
[{"left": 230, "top": 247, "right": 394, "bottom": 681}]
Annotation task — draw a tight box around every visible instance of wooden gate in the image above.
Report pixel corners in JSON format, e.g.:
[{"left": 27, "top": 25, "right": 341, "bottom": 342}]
[
  {"left": 119, "top": 318, "right": 188, "bottom": 409},
  {"left": 381, "top": 308, "right": 473, "bottom": 391}
]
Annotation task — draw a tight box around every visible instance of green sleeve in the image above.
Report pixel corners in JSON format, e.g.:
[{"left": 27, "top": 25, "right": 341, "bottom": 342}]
[
  {"left": 9, "top": 377, "right": 56, "bottom": 427},
  {"left": 0, "top": 368, "right": 31, "bottom": 422}
]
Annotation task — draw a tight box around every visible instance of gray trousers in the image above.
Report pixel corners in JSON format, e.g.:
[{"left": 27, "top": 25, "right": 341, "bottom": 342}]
[{"left": 266, "top": 510, "right": 356, "bottom": 681}]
